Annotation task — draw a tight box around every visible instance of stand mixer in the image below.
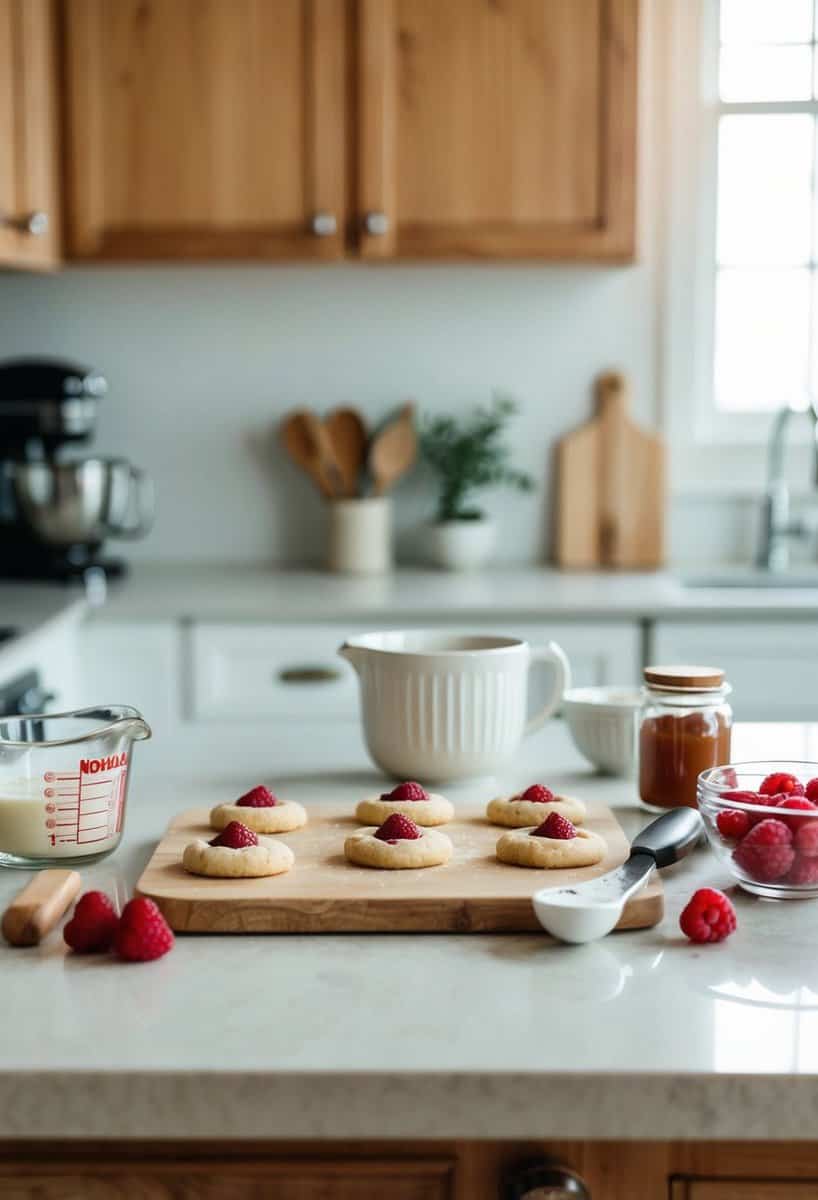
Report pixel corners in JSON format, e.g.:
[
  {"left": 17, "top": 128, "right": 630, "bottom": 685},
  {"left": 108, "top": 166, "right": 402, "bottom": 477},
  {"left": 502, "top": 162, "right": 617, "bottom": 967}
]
[{"left": 0, "top": 358, "right": 154, "bottom": 581}]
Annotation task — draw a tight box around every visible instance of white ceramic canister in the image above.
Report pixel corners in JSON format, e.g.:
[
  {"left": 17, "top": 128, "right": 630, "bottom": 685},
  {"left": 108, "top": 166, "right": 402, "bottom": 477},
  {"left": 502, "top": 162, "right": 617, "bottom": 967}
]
[
  {"left": 339, "top": 630, "right": 571, "bottom": 781},
  {"left": 327, "top": 497, "right": 392, "bottom": 575}
]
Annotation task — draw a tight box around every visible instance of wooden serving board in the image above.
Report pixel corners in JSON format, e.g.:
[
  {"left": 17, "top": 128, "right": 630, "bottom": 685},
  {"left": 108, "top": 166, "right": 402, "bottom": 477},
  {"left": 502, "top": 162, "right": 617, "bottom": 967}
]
[
  {"left": 136, "top": 803, "right": 663, "bottom": 935},
  {"left": 555, "top": 370, "right": 666, "bottom": 569}
]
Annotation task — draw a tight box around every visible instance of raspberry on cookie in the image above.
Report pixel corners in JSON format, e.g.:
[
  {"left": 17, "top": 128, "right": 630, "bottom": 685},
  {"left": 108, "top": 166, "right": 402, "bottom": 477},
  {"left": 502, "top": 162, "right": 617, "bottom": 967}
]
[
  {"left": 355, "top": 781, "right": 454, "bottom": 827},
  {"left": 210, "top": 783, "right": 307, "bottom": 835},
  {"left": 486, "top": 784, "right": 586, "bottom": 829},
  {"left": 345, "top": 814, "right": 452, "bottom": 869}
]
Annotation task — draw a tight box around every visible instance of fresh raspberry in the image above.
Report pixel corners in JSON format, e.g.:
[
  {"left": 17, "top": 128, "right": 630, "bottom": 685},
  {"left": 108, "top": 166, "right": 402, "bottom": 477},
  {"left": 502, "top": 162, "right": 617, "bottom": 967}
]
[
  {"left": 374, "top": 813, "right": 421, "bottom": 843},
  {"left": 383, "top": 781, "right": 429, "bottom": 802},
  {"left": 806, "top": 778, "right": 818, "bottom": 804},
  {"left": 63, "top": 891, "right": 119, "bottom": 953},
  {"left": 114, "top": 898, "right": 174, "bottom": 962},
  {"left": 773, "top": 794, "right": 816, "bottom": 833},
  {"left": 236, "top": 785, "right": 278, "bottom": 807},
  {"left": 521, "top": 784, "right": 555, "bottom": 804},
  {"left": 531, "top": 812, "right": 576, "bottom": 839},
  {"left": 759, "top": 772, "right": 805, "bottom": 798},
  {"left": 787, "top": 854, "right": 818, "bottom": 886},
  {"left": 716, "top": 809, "right": 750, "bottom": 840},
  {"left": 795, "top": 820, "right": 818, "bottom": 856},
  {"left": 733, "top": 818, "right": 795, "bottom": 882},
  {"left": 679, "top": 888, "right": 736, "bottom": 944},
  {"left": 720, "top": 789, "right": 761, "bottom": 804},
  {"left": 210, "top": 820, "right": 258, "bottom": 849}
]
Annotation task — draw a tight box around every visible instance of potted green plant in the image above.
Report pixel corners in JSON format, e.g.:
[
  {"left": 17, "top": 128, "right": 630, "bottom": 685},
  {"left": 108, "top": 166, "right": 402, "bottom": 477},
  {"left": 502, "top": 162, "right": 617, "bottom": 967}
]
[{"left": 419, "top": 396, "right": 532, "bottom": 570}]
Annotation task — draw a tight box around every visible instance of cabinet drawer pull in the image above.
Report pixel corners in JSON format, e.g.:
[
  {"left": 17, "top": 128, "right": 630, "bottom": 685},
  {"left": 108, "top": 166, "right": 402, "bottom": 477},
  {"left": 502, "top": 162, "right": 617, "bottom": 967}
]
[
  {"left": 504, "top": 1159, "right": 590, "bottom": 1199},
  {"left": 363, "top": 210, "right": 389, "bottom": 236},
  {"left": 310, "top": 211, "right": 337, "bottom": 237},
  {"left": 277, "top": 666, "right": 343, "bottom": 685},
  {"left": 3, "top": 210, "right": 49, "bottom": 236}
]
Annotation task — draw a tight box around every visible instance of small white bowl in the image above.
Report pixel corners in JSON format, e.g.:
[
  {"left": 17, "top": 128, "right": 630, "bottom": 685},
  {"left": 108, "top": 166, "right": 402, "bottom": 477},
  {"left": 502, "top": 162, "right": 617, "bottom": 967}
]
[{"left": 562, "top": 686, "right": 641, "bottom": 777}]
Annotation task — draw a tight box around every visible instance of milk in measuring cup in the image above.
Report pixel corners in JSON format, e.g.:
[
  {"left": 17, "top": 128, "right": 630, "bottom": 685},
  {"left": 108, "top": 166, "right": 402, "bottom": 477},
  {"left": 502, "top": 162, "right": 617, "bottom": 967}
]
[{"left": 0, "top": 765, "right": 124, "bottom": 859}]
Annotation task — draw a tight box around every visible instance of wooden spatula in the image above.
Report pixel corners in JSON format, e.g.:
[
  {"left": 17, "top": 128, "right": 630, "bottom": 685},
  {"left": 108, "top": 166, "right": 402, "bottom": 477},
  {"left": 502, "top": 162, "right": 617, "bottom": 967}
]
[
  {"left": 555, "top": 371, "right": 665, "bottom": 569},
  {"left": 369, "top": 402, "right": 417, "bottom": 495},
  {"left": 280, "top": 410, "right": 342, "bottom": 499},
  {"left": 326, "top": 407, "right": 367, "bottom": 498}
]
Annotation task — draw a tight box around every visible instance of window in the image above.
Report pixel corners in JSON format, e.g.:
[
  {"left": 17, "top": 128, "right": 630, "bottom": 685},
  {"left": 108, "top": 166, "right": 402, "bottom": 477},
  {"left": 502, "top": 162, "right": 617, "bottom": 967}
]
[{"left": 712, "top": 0, "right": 818, "bottom": 416}]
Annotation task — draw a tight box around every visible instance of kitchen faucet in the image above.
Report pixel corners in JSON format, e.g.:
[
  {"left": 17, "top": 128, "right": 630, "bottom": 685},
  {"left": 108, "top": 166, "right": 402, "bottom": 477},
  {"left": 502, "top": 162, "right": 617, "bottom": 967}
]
[{"left": 757, "top": 396, "right": 818, "bottom": 572}]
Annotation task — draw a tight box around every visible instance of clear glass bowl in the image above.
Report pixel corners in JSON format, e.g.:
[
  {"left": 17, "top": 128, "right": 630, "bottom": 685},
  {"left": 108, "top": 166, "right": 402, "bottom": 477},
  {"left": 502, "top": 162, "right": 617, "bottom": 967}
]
[{"left": 698, "top": 761, "right": 818, "bottom": 899}]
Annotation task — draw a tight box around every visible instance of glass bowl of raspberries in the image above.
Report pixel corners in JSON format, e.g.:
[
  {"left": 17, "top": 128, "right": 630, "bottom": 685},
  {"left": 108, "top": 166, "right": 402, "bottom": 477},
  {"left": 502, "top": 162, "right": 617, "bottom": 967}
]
[{"left": 698, "top": 762, "right": 818, "bottom": 899}]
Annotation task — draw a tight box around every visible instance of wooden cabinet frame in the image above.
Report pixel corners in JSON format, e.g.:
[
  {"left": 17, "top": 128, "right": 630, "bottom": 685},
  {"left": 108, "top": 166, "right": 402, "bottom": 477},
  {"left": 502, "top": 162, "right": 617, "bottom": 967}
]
[
  {"left": 63, "top": 0, "right": 348, "bottom": 260},
  {"left": 356, "top": 0, "right": 638, "bottom": 261}
]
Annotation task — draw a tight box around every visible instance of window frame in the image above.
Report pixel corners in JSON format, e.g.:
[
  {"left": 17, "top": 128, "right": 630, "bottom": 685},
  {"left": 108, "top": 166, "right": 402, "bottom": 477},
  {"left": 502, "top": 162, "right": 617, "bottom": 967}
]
[{"left": 664, "top": 0, "right": 818, "bottom": 470}]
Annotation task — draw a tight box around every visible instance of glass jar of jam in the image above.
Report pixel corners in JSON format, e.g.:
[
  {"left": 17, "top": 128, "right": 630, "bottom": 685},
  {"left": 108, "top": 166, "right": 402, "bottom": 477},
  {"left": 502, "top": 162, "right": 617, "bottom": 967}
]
[{"left": 638, "top": 665, "right": 732, "bottom": 812}]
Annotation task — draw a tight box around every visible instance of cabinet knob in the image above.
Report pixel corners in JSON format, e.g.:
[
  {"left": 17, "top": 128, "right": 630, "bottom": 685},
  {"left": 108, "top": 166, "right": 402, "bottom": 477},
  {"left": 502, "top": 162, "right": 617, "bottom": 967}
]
[
  {"left": 3, "top": 211, "right": 49, "bottom": 236},
  {"left": 363, "top": 211, "right": 389, "bottom": 237},
  {"left": 310, "top": 211, "right": 337, "bottom": 237},
  {"left": 503, "top": 1160, "right": 591, "bottom": 1200}
]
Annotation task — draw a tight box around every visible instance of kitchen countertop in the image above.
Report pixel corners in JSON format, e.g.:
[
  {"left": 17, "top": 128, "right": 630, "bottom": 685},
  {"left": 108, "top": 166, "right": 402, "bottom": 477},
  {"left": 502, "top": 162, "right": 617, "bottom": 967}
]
[
  {"left": 3, "top": 720, "right": 818, "bottom": 1142},
  {"left": 87, "top": 562, "right": 818, "bottom": 623}
]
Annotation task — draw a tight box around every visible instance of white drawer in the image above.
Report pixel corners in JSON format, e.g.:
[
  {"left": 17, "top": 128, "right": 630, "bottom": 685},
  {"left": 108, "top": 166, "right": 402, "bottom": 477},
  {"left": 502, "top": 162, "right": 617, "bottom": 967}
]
[
  {"left": 189, "top": 620, "right": 641, "bottom": 722},
  {"left": 189, "top": 623, "right": 362, "bottom": 720}
]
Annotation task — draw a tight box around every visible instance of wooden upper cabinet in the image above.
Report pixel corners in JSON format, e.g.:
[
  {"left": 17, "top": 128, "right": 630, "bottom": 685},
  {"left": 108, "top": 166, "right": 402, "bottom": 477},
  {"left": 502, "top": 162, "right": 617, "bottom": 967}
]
[
  {"left": 0, "top": 0, "right": 61, "bottom": 270},
  {"left": 357, "top": 0, "right": 637, "bottom": 260},
  {"left": 63, "top": 0, "right": 347, "bottom": 260}
]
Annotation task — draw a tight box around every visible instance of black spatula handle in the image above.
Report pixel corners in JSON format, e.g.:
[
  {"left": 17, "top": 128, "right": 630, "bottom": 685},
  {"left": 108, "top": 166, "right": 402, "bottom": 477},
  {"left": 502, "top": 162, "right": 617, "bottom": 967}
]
[{"left": 630, "top": 807, "right": 703, "bottom": 869}]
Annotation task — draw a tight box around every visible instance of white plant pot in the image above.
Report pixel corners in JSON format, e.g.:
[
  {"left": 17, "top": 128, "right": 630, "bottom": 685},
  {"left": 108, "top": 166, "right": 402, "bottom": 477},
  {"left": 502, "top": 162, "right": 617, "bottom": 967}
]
[{"left": 428, "top": 518, "right": 496, "bottom": 571}]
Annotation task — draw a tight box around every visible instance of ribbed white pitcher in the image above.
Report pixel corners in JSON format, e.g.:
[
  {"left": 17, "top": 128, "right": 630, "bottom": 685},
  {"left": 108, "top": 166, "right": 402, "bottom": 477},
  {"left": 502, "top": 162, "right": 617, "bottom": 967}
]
[{"left": 339, "top": 631, "right": 571, "bottom": 782}]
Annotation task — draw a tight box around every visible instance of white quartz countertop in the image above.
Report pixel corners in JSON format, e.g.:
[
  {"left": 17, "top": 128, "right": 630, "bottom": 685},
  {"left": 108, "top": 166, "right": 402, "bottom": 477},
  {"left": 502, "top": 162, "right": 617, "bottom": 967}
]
[
  {"left": 3, "top": 722, "right": 818, "bottom": 1142},
  {"left": 88, "top": 563, "right": 818, "bottom": 623}
]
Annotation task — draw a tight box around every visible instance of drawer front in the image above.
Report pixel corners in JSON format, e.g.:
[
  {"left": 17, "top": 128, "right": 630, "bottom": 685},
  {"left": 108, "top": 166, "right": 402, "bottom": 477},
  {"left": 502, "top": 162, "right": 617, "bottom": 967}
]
[
  {"left": 190, "top": 624, "right": 363, "bottom": 720},
  {"left": 189, "top": 621, "right": 641, "bottom": 721},
  {"left": 673, "top": 1181, "right": 818, "bottom": 1199}
]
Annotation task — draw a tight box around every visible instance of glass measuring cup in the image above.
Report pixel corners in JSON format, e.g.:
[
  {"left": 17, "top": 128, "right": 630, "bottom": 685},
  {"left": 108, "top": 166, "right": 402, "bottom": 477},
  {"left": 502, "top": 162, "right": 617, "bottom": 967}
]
[{"left": 0, "top": 706, "right": 151, "bottom": 868}]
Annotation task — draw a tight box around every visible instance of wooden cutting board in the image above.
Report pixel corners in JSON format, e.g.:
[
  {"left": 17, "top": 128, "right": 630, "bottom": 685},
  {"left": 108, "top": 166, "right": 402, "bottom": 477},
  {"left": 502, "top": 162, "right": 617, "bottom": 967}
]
[
  {"left": 136, "top": 803, "right": 663, "bottom": 934},
  {"left": 555, "top": 371, "right": 665, "bottom": 569}
]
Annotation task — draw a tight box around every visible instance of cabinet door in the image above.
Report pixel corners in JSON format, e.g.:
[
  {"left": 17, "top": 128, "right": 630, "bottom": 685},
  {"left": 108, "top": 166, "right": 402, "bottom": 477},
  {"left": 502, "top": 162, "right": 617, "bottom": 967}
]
[
  {"left": 357, "top": 0, "right": 637, "bottom": 260},
  {"left": 650, "top": 621, "right": 818, "bottom": 722},
  {"left": 0, "top": 0, "right": 60, "bottom": 269},
  {"left": 63, "top": 0, "right": 347, "bottom": 260},
  {"left": 673, "top": 1182, "right": 818, "bottom": 1200},
  {"left": 0, "top": 1158, "right": 455, "bottom": 1198}
]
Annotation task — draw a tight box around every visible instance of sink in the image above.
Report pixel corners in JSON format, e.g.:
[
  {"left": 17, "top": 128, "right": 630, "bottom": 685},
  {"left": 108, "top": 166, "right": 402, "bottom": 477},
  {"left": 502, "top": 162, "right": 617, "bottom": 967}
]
[{"left": 681, "top": 569, "right": 818, "bottom": 589}]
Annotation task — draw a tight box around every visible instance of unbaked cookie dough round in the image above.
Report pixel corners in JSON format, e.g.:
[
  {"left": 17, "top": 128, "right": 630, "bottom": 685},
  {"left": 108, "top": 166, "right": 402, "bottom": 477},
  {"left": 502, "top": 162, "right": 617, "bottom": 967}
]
[
  {"left": 182, "top": 836, "right": 295, "bottom": 878},
  {"left": 209, "top": 800, "right": 307, "bottom": 835},
  {"left": 495, "top": 826, "right": 605, "bottom": 869},
  {"left": 486, "top": 793, "right": 586, "bottom": 828},
  {"left": 344, "top": 826, "right": 453, "bottom": 870},
  {"left": 355, "top": 792, "right": 454, "bottom": 827}
]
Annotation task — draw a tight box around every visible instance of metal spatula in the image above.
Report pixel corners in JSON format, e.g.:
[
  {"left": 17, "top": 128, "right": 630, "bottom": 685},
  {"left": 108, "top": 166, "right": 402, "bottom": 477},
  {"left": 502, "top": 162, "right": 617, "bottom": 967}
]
[{"left": 533, "top": 807, "right": 703, "bottom": 944}]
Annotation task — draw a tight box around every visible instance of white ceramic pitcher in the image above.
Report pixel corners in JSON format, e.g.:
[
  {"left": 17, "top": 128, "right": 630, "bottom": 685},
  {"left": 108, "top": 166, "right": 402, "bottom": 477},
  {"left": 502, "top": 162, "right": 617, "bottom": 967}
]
[{"left": 339, "top": 631, "right": 571, "bottom": 782}]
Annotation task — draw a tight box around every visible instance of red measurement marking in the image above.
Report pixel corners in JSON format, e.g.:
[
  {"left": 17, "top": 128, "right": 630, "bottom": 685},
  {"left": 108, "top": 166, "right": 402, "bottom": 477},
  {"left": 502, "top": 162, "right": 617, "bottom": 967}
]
[{"left": 75, "top": 770, "right": 82, "bottom": 844}]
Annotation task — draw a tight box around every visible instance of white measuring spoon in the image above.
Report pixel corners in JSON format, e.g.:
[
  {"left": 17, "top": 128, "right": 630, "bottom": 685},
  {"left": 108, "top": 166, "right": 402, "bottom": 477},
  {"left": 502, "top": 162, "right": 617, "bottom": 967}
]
[{"left": 533, "top": 807, "right": 703, "bottom": 944}]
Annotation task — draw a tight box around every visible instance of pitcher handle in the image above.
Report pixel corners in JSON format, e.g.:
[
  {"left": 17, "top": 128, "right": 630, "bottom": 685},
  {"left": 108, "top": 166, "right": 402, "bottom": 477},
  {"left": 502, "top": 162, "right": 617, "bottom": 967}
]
[{"left": 524, "top": 641, "right": 571, "bottom": 736}]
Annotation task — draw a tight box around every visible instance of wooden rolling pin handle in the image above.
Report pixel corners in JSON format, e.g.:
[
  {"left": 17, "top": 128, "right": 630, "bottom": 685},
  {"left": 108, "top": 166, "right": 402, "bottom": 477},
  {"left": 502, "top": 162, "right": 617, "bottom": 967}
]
[{"left": 1, "top": 869, "right": 82, "bottom": 947}]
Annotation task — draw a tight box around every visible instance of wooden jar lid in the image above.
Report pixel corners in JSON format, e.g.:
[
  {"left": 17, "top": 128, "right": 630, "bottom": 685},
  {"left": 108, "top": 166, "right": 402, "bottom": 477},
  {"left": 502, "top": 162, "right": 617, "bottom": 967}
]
[{"left": 644, "top": 664, "right": 725, "bottom": 690}]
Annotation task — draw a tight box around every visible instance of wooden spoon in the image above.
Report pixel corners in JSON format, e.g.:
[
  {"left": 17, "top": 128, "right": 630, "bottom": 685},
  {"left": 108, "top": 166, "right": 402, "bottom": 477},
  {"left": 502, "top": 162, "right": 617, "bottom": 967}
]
[
  {"left": 279, "top": 410, "right": 341, "bottom": 499},
  {"left": 369, "top": 402, "right": 417, "bottom": 496},
  {"left": 325, "top": 407, "right": 367, "bottom": 498}
]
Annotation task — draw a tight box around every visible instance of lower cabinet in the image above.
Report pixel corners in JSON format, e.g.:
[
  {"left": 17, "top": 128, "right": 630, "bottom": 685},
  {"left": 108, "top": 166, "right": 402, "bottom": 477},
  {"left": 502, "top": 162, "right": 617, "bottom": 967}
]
[
  {"left": 651, "top": 620, "right": 818, "bottom": 722},
  {"left": 4, "top": 1144, "right": 818, "bottom": 1200},
  {"left": 0, "top": 1158, "right": 454, "bottom": 1198}
]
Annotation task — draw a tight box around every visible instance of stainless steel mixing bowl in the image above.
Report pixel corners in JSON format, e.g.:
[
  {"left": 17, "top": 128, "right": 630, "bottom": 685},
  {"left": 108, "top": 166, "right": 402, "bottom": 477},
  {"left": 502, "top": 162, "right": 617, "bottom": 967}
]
[{"left": 11, "top": 457, "right": 154, "bottom": 546}]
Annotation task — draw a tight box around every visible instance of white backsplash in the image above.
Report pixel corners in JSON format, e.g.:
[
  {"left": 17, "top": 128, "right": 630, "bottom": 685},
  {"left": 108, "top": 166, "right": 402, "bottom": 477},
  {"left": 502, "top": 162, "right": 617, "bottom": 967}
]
[{"left": 0, "top": 262, "right": 676, "bottom": 565}]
